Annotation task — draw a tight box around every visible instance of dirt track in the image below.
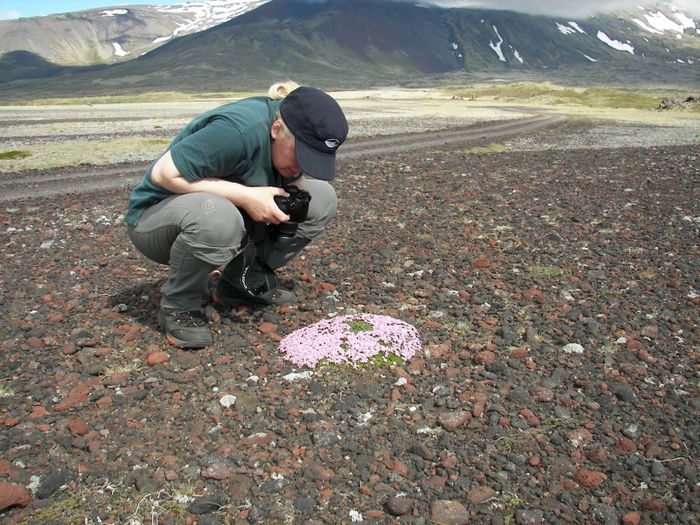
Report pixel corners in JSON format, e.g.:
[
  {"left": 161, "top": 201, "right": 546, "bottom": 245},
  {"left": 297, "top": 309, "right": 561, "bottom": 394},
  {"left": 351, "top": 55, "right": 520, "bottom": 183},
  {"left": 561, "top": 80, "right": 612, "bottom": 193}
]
[{"left": 0, "top": 114, "right": 565, "bottom": 202}]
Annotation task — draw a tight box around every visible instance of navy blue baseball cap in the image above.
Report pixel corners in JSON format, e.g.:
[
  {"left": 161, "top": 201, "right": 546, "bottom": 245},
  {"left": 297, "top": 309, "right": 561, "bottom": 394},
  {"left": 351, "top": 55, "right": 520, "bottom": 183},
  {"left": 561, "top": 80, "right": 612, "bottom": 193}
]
[{"left": 280, "top": 87, "right": 348, "bottom": 181}]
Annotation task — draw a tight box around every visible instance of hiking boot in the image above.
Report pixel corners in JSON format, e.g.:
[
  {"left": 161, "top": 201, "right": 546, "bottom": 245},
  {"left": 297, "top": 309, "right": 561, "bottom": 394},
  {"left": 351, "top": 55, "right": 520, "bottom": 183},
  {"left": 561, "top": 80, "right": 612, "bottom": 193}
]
[{"left": 158, "top": 308, "right": 212, "bottom": 349}]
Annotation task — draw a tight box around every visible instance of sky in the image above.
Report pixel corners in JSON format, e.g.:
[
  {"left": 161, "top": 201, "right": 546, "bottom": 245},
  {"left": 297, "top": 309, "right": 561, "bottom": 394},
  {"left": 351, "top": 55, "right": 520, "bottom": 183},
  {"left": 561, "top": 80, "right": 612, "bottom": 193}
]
[
  {"left": 1, "top": 0, "right": 699, "bottom": 21},
  {"left": 0, "top": 1, "right": 155, "bottom": 20}
]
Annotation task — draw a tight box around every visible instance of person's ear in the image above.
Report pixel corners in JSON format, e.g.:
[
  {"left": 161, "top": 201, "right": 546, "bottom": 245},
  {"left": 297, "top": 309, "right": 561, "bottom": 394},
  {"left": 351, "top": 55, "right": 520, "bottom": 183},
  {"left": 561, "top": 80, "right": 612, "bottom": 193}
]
[{"left": 271, "top": 118, "right": 283, "bottom": 140}]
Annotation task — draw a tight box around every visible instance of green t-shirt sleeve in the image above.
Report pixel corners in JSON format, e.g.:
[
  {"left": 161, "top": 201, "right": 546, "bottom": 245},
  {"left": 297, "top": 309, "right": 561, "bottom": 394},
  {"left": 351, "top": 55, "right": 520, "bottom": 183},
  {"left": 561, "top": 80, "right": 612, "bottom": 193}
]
[{"left": 170, "top": 117, "right": 248, "bottom": 181}]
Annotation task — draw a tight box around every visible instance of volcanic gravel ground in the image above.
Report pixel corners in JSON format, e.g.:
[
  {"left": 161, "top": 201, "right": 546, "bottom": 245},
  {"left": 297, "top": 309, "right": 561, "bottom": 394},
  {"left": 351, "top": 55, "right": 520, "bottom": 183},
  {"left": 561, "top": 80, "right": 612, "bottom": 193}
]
[{"left": 0, "top": 125, "right": 699, "bottom": 524}]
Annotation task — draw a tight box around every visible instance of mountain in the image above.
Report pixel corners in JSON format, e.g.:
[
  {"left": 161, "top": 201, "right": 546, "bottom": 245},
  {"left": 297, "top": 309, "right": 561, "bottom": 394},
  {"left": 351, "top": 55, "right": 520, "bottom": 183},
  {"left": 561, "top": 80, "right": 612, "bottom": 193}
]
[
  {"left": 0, "top": 0, "right": 269, "bottom": 65},
  {"left": 0, "top": 0, "right": 697, "bottom": 99}
]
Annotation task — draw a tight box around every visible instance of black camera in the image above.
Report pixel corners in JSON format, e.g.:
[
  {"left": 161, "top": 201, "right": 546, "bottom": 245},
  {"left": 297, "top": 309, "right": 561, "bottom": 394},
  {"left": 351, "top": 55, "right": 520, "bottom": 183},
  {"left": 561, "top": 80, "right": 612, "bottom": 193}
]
[{"left": 273, "top": 185, "right": 311, "bottom": 238}]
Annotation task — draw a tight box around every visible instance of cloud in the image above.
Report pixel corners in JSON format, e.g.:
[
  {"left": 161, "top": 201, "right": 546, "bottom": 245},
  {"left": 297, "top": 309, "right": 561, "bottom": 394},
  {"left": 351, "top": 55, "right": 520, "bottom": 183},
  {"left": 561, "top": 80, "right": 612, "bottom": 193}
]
[
  {"left": 428, "top": 0, "right": 700, "bottom": 17},
  {"left": 295, "top": 0, "right": 700, "bottom": 15}
]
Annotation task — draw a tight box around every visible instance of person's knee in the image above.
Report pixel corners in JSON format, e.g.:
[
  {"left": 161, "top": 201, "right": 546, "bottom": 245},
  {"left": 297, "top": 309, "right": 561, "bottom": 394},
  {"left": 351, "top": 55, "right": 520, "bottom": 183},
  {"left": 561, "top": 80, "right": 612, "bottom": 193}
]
[
  {"left": 199, "top": 204, "right": 244, "bottom": 246},
  {"left": 180, "top": 196, "right": 247, "bottom": 264},
  {"left": 317, "top": 183, "right": 338, "bottom": 223},
  {"left": 302, "top": 181, "right": 337, "bottom": 237}
]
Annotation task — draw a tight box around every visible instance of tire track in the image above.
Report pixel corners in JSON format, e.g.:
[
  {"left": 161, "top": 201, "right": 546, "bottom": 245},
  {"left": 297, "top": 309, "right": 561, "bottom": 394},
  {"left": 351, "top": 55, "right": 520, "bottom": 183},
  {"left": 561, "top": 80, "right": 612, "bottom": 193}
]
[{"left": 0, "top": 114, "right": 566, "bottom": 202}]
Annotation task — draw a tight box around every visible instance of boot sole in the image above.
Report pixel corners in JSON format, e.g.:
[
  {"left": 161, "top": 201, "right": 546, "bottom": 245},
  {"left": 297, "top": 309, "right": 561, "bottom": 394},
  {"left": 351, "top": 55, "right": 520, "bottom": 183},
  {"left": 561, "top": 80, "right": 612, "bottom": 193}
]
[{"left": 164, "top": 333, "right": 211, "bottom": 350}]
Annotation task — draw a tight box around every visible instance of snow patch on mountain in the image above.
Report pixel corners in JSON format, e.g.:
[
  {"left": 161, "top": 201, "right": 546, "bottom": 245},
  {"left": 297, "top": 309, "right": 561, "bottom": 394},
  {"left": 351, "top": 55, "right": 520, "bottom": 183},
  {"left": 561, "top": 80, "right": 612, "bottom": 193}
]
[
  {"left": 666, "top": 5, "right": 696, "bottom": 30},
  {"left": 568, "top": 21, "right": 587, "bottom": 34},
  {"left": 557, "top": 21, "right": 587, "bottom": 35},
  {"left": 632, "top": 4, "right": 697, "bottom": 36},
  {"left": 632, "top": 17, "right": 664, "bottom": 34},
  {"left": 153, "top": 0, "right": 270, "bottom": 42},
  {"left": 112, "top": 42, "right": 129, "bottom": 57},
  {"left": 633, "top": 8, "right": 696, "bottom": 34},
  {"left": 509, "top": 45, "right": 523, "bottom": 64},
  {"left": 101, "top": 9, "right": 128, "bottom": 17},
  {"left": 489, "top": 25, "right": 506, "bottom": 62},
  {"left": 597, "top": 31, "right": 635, "bottom": 54},
  {"left": 557, "top": 23, "right": 576, "bottom": 35}
]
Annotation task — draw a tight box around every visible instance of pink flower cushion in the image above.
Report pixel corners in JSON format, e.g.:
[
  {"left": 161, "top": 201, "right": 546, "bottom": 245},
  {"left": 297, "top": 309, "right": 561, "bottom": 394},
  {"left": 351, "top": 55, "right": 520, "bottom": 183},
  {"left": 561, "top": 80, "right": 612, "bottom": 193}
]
[{"left": 279, "top": 314, "right": 421, "bottom": 368}]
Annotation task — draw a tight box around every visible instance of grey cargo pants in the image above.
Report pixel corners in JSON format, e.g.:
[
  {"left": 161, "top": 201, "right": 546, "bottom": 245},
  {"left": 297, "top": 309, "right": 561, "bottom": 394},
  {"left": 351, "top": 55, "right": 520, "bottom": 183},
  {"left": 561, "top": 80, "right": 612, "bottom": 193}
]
[{"left": 127, "top": 179, "right": 337, "bottom": 311}]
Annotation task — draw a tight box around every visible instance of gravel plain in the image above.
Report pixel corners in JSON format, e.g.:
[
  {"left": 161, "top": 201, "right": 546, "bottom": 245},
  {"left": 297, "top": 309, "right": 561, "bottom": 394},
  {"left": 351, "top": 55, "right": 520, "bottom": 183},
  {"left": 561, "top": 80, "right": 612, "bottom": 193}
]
[{"left": 0, "top": 94, "right": 698, "bottom": 524}]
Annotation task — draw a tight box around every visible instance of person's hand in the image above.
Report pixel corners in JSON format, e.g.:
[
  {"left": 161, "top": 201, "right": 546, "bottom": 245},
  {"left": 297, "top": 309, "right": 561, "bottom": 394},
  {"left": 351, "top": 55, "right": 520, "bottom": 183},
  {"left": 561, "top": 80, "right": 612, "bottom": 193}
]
[{"left": 239, "top": 186, "right": 290, "bottom": 224}]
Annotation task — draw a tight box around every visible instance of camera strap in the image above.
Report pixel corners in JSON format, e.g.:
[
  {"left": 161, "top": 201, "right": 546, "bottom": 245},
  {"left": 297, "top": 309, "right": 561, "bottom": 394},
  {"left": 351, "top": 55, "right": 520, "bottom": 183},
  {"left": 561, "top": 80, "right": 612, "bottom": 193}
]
[{"left": 218, "top": 240, "right": 278, "bottom": 305}]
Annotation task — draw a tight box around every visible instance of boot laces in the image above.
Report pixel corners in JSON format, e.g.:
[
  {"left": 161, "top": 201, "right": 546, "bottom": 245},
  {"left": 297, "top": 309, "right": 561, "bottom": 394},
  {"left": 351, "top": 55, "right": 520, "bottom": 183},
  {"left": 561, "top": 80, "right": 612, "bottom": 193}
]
[{"left": 172, "top": 310, "right": 207, "bottom": 327}]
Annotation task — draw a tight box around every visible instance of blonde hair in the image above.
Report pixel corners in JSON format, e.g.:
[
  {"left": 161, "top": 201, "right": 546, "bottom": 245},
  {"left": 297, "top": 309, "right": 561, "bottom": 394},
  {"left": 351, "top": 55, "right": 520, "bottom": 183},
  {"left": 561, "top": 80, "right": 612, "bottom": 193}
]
[
  {"left": 268, "top": 80, "right": 300, "bottom": 100},
  {"left": 269, "top": 80, "right": 299, "bottom": 140}
]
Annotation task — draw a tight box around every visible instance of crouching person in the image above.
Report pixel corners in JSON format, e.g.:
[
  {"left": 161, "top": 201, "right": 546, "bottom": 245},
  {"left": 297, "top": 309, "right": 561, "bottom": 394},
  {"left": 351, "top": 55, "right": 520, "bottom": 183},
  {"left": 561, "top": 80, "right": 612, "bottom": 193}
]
[{"left": 123, "top": 82, "right": 348, "bottom": 349}]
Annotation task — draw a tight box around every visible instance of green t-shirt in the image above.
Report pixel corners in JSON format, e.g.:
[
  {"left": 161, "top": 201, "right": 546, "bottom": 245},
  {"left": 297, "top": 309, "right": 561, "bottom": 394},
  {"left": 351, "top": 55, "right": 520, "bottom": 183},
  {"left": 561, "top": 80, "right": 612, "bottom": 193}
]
[{"left": 124, "top": 96, "right": 283, "bottom": 225}]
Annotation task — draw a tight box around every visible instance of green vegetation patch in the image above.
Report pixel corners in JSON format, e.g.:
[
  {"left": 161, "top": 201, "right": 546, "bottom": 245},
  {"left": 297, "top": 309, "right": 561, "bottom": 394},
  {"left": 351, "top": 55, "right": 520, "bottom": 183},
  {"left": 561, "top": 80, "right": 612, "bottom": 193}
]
[
  {"left": 0, "top": 381, "right": 16, "bottom": 397},
  {"left": 0, "top": 150, "right": 32, "bottom": 160},
  {"left": 443, "top": 83, "right": 668, "bottom": 110},
  {"left": 347, "top": 319, "right": 374, "bottom": 332},
  {"left": 15, "top": 91, "right": 255, "bottom": 106},
  {"left": 0, "top": 137, "right": 166, "bottom": 171},
  {"left": 17, "top": 483, "right": 197, "bottom": 524},
  {"left": 583, "top": 87, "right": 660, "bottom": 110},
  {"left": 529, "top": 265, "right": 564, "bottom": 278},
  {"left": 317, "top": 351, "right": 405, "bottom": 371},
  {"left": 445, "top": 320, "right": 472, "bottom": 336},
  {"left": 363, "top": 351, "right": 405, "bottom": 368}
]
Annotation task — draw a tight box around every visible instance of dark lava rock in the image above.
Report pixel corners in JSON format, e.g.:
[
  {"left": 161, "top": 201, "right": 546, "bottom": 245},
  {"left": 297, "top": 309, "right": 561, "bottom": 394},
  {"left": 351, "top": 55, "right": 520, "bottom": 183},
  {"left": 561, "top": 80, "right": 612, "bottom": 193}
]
[
  {"left": 295, "top": 497, "right": 316, "bottom": 514},
  {"left": 385, "top": 495, "right": 413, "bottom": 516},
  {"left": 35, "top": 470, "right": 72, "bottom": 499},
  {"left": 608, "top": 382, "right": 638, "bottom": 403},
  {"left": 516, "top": 509, "right": 545, "bottom": 524},
  {"left": 188, "top": 492, "right": 228, "bottom": 515}
]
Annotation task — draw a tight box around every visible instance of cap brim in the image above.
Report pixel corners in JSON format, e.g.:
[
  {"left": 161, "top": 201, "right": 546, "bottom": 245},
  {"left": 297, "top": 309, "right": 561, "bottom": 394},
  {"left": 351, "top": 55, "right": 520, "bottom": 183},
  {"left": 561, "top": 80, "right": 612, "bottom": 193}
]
[{"left": 295, "top": 140, "right": 336, "bottom": 181}]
